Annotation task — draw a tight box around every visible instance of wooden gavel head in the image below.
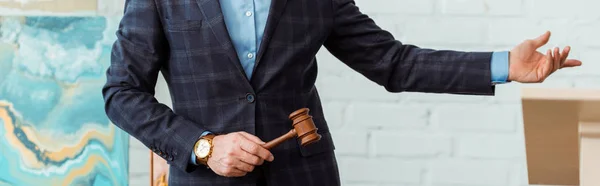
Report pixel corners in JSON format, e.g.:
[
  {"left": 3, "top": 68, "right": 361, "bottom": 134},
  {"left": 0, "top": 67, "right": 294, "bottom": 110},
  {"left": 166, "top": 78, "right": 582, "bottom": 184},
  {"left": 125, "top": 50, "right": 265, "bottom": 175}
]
[
  {"left": 262, "top": 108, "right": 322, "bottom": 150},
  {"left": 289, "top": 108, "right": 322, "bottom": 146}
]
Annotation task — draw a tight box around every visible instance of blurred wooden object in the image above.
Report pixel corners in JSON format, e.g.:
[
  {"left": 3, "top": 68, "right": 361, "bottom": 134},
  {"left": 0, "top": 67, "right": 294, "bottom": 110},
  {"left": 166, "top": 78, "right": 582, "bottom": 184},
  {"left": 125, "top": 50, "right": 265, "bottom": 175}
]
[
  {"left": 150, "top": 151, "right": 169, "bottom": 186},
  {"left": 521, "top": 88, "right": 600, "bottom": 186},
  {"left": 0, "top": 0, "right": 97, "bottom": 13}
]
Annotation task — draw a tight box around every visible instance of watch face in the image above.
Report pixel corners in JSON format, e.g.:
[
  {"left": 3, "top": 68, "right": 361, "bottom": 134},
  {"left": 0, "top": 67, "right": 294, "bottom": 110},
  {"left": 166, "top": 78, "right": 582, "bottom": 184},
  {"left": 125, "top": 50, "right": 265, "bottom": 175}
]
[{"left": 195, "top": 139, "right": 211, "bottom": 158}]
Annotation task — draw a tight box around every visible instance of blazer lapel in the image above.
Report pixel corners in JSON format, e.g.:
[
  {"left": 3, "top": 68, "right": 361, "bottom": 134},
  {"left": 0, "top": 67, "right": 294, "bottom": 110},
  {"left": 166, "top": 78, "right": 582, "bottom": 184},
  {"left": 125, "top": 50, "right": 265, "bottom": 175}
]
[
  {"left": 195, "top": 0, "right": 254, "bottom": 87},
  {"left": 251, "top": 0, "right": 288, "bottom": 80}
]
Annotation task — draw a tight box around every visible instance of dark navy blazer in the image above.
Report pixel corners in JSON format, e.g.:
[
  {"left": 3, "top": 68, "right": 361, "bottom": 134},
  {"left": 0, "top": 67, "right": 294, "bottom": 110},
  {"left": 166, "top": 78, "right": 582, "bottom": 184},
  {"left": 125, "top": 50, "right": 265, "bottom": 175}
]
[{"left": 102, "top": 0, "right": 495, "bottom": 185}]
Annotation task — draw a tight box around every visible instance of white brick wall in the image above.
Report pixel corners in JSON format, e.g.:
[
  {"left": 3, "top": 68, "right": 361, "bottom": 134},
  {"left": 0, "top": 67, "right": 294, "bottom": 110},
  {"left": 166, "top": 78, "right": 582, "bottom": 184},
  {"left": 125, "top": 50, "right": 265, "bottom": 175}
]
[{"left": 114, "top": 0, "right": 600, "bottom": 185}]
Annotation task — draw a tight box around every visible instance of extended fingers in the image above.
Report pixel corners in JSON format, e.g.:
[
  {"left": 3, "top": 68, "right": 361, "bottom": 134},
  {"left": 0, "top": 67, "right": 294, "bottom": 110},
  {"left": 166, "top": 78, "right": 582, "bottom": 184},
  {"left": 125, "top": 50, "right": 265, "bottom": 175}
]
[
  {"left": 559, "top": 46, "right": 571, "bottom": 68},
  {"left": 543, "top": 49, "right": 553, "bottom": 77},
  {"left": 553, "top": 47, "right": 561, "bottom": 72},
  {"left": 552, "top": 46, "right": 580, "bottom": 69},
  {"left": 560, "top": 46, "right": 583, "bottom": 68},
  {"left": 563, "top": 59, "right": 583, "bottom": 68}
]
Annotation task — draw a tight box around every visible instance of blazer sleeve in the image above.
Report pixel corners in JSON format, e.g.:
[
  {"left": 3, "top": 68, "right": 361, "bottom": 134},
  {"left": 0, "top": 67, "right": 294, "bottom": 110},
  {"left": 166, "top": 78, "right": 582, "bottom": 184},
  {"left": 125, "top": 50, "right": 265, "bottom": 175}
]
[
  {"left": 102, "top": 0, "right": 204, "bottom": 172},
  {"left": 324, "top": 0, "right": 495, "bottom": 95}
]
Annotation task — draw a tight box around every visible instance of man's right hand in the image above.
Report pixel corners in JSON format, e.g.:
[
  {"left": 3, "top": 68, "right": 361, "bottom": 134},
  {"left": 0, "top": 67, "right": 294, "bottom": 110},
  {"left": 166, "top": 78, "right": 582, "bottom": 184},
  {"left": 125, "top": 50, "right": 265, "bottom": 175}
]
[{"left": 207, "top": 132, "right": 275, "bottom": 177}]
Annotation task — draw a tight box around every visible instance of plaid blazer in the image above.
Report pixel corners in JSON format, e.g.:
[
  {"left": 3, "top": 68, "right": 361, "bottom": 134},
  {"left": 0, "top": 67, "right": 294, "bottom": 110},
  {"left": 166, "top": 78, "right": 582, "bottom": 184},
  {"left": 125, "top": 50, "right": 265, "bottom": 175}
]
[{"left": 102, "top": 0, "right": 495, "bottom": 185}]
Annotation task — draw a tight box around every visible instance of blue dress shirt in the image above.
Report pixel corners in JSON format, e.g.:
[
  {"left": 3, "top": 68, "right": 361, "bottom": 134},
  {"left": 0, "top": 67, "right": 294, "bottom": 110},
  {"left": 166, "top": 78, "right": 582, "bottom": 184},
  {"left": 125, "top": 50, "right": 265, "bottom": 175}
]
[
  {"left": 220, "top": 0, "right": 271, "bottom": 80},
  {"left": 491, "top": 51, "right": 510, "bottom": 83},
  {"left": 191, "top": 1, "right": 509, "bottom": 165}
]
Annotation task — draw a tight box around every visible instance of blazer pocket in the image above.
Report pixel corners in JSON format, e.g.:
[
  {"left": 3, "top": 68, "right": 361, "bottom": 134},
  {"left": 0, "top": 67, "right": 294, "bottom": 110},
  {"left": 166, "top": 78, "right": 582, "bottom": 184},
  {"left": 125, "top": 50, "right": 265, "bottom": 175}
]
[
  {"left": 164, "top": 19, "right": 204, "bottom": 32},
  {"left": 299, "top": 131, "right": 335, "bottom": 157}
]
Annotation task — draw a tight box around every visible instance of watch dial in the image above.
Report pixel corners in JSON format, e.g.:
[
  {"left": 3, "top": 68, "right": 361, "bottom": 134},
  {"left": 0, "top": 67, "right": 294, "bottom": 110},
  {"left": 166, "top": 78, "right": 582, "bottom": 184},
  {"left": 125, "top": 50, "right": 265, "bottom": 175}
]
[{"left": 196, "top": 140, "right": 210, "bottom": 157}]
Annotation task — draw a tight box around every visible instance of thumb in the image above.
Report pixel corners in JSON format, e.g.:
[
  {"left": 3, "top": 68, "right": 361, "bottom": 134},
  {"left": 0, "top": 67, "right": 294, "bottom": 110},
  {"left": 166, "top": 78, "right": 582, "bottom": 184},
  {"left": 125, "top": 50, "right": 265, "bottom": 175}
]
[{"left": 531, "top": 31, "right": 551, "bottom": 48}]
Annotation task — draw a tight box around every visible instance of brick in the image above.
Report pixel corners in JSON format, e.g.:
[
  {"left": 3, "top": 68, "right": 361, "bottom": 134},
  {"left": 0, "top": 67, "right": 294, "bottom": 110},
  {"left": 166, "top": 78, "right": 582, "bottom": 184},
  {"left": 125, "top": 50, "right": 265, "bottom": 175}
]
[
  {"left": 432, "top": 104, "right": 517, "bottom": 132},
  {"left": 441, "top": 0, "right": 524, "bottom": 16},
  {"left": 455, "top": 134, "right": 525, "bottom": 159},
  {"left": 129, "top": 179, "right": 146, "bottom": 186},
  {"left": 129, "top": 146, "right": 150, "bottom": 174},
  {"left": 343, "top": 184, "right": 377, "bottom": 186},
  {"left": 538, "top": 19, "right": 577, "bottom": 46},
  {"left": 578, "top": 22, "right": 600, "bottom": 47},
  {"left": 486, "top": 0, "right": 524, "bottom": 16},
  {"left": 315, "top": 49, "right": 350, "bottom": 77},
  {"left": 520, "top": 75, "right": 574, "bottom": 88},
  {"left": 322, "top": 101, "right": 347, "bottom": 129},
  {"left": 509, "top": 162, "right": 529, "bottom": 186},
  {"left": 155, "top": 73, "right": 174, "bottom": 108},
  {"left": 531, "top": 0, "right": 600, "bottom": 19},
  {"left": 129, "top": 173, "right": 149, "bottom": 186},
  {"left": 332, "top": 130, "right": 369, "bottom": 156},
  {"left": 344, "top": 183, "right": 417, "bottom": 186},
  {"left": 340, "top": 157, "right": 424, "bottom": 184},
  {"left": 441, "top": 0, "right": 486, "bottom": 15},
  {"left": 372, "top": 131, "right": 451, "bottom": 157},
  {"left": 370, "top": 15, "right": 402, "bottom": 37},
  {"left": 317, "top": 75, "right": 402, "bottom": 102},
  {"left": 491, "top": 83, "right": 522, "bottom": 104},
  {"left": 574, "top": 78, "right": 600, "bottom": 89},
  {"left": 346, "top": 103, "right": 429, "bottom": 129},
  {"left": 129, "top": 136, "right": 151, "bottom": 185},
  {"left": 354, "top": 0, "right": 434, "bottom": 15},
  {"left": 404, "top": 18, "right": 487, "bottom": 45},
  {"left": 430, "top": 159, "right": 511, "bottom": 186},
  {"left": 129, "top": 136, "right": 148, "bottom": 150},
  {"left": 404, "top": 92, "right": 490, "bottom": 104},
  {"left": 566, "top": 51, "right": 600, "bottom": 76},
  {"left": 492, "top": 78, "right": 574, "bottom": 103},
  {"left": 487, "top": 19, "right": 542, "bottom": 45}
]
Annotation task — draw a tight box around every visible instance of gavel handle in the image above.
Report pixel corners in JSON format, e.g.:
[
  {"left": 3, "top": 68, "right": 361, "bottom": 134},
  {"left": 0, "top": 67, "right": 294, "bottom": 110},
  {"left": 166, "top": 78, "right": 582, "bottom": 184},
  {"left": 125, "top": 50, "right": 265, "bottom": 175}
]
[{"left": 262, "top": 129, "right": 297, "bottom": 150}]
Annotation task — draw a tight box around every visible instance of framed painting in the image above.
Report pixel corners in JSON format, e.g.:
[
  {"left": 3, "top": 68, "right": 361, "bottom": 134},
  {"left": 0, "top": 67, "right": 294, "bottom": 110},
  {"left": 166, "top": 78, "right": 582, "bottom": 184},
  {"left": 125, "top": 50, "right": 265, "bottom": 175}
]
[{"left": 0, "top": 16, "right": 129, "bottom": 186}]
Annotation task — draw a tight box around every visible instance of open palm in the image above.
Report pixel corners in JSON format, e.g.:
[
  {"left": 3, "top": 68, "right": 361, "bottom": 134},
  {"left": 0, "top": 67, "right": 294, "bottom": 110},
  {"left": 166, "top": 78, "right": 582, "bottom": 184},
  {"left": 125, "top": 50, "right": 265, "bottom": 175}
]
[{"left": 508, "top": 31, "right": 582, "bottom": 83}]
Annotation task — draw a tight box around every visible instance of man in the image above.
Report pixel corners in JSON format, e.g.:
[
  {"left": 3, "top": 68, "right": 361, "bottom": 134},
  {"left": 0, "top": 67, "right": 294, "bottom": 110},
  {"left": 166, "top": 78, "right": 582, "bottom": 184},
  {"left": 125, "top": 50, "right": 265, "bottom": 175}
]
[{"left": 102, "top": 0, "right": 581, "bottom": 185}]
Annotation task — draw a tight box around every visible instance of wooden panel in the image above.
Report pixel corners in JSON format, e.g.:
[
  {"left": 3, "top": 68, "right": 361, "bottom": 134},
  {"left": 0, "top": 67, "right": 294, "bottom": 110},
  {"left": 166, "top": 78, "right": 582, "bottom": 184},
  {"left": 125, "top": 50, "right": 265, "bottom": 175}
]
[
  {"left": 522, "top": 88, "right": 600, "bottom": 101},
  {"left": 580, "top": 101, "right": 600, "bottom": 123},
  {"left": 522, "top": 100, "right": 580, "bottom": 185},
  {"left": 580, "top": 122, "right": 600, "bottom": 186}
]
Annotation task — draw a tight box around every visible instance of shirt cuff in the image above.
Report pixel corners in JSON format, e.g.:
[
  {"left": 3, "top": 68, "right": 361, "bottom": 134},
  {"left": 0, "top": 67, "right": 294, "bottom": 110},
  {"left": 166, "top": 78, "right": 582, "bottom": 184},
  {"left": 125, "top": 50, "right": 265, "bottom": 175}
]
[
  {"left": 190, "top": 131, "right": 212, "bottom": 165},
  {"left": 491, "top": 51, "right": 510, "bottom": 84}
]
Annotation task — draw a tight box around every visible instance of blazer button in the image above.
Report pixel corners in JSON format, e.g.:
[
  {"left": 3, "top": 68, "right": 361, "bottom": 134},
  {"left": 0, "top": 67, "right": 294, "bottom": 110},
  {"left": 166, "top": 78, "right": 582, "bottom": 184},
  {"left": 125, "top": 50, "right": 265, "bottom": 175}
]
[
  {"left": 168, "top": 156, "right": 174, "bottom": 161},
  {"left": 246, "top": 93, "right": 255, "bottom": 103}
]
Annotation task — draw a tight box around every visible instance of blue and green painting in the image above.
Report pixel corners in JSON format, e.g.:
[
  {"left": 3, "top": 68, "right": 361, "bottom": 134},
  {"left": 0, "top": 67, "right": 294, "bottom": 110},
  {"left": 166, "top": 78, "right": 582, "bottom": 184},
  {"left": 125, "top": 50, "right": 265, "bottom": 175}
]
[{"left": 0, "top": 16, "right": 129, "bottom": 186}]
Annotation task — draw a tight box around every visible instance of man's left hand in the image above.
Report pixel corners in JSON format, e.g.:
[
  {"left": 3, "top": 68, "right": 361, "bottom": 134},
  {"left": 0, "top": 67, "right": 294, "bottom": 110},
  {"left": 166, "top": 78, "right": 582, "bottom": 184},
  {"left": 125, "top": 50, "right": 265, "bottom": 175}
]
[{"left": 508, "top": 31, "right": 583, "bottom": 83}]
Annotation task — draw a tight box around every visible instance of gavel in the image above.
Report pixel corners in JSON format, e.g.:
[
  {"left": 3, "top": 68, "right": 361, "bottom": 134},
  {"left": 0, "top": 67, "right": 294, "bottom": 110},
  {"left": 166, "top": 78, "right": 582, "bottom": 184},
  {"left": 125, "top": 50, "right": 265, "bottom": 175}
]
[{"left": 262, "top": 108, "right": 322, "bottom": 149}]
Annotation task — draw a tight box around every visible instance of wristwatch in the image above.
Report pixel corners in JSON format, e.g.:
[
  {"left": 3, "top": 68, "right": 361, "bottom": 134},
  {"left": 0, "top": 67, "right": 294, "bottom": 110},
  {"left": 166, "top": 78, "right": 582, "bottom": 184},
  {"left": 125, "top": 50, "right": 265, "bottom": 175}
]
[{"left": 194, "top": 134, "right": 215, "bottom": 165}]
